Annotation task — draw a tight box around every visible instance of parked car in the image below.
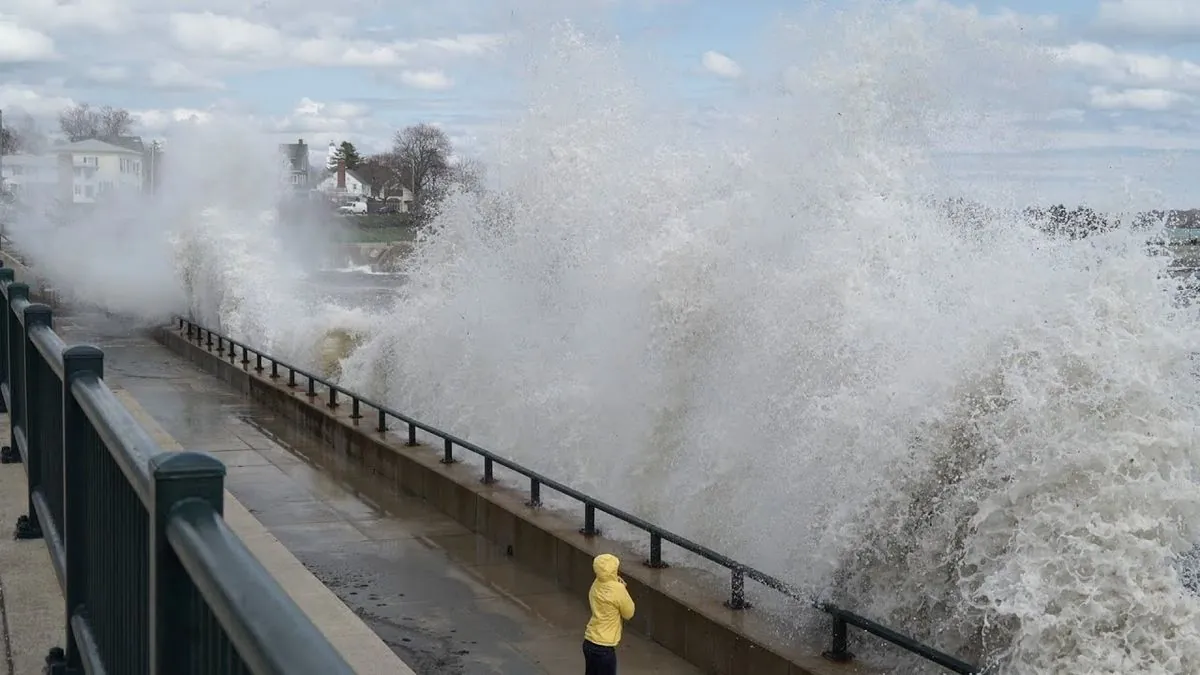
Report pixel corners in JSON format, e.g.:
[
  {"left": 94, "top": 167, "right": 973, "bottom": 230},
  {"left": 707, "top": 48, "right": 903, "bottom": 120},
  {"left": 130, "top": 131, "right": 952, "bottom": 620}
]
[{"left": 338, "top": 201, "right": 367, "bottom": 215}]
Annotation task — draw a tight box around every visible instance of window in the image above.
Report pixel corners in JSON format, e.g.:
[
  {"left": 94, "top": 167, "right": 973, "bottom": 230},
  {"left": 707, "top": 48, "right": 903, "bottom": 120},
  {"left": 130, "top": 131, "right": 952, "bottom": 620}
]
[{"left": 73, "top": 185, "right": 81, "bottom": 196}]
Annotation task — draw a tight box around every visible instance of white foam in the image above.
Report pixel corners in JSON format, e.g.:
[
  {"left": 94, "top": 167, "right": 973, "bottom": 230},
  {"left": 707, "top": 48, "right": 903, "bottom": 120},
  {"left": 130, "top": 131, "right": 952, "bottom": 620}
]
[
  {"left": 10, "top": 5, "right": 1200, "bottom": 672},
  {"left": 334, "top": 12, "right": 1200, "bottom": 674}
]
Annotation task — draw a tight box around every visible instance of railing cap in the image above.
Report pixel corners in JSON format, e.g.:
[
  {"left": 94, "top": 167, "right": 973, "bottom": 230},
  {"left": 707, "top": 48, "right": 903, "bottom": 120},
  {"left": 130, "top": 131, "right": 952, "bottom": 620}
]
[
  {"left": 63, "top": 344, "right": 103, "bottom": 361},
  {"left": 150, "top": 450, "right": 226, "bottom": 480}
]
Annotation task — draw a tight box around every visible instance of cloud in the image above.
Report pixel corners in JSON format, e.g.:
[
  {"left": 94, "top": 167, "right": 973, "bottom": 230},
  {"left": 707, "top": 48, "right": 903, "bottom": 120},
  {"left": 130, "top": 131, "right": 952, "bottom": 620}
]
[
  {"left": 85, "top": 65, "right": 129, "bottom": 83},
  {"left": 147, "top": 61, "right": 225, "bottom": 90},
  {"left": 701, "top": 50, "right": 741, "bottom": 78},
  {"left": 133, "top": 107, "right": 214, "bottom": 132},
  {"left": 1052, "top": 41, "right": 1200, "bottom": 116},
  {"left": 0, "top": 20, "right": 57, "bottom": 62},
  {"left": 272, "top": 97, "right": 373, "bottom": 134},
  {"left": 399, "top": 69, "right": 454, "bottom": 90},
  {"left": 168, "top": 12, "right": 285, "bottom": 60},
  {"left": 0, "top": 84, "right": 73, "bottom": 117},
  {"left": 1055, "top": 43, "right": 1200, "bottom": 90},
  {"left": 6, "top": 0, "right": 131, "bottom": 34},
  {"left": 1095, "top": 0, "right": 1200, "bottom": 41},
  {"left": 166, "top": 12, "right": 503, "bottom": 70},
  {"left": 1088, "top": 86, "right": 1191, "bottom": 111}
]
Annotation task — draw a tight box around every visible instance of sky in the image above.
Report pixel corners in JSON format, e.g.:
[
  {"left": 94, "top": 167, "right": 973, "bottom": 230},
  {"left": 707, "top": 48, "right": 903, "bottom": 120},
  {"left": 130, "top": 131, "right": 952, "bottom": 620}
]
[{"left": 4, "top": 0, "right": 1200, "bottom": 206}]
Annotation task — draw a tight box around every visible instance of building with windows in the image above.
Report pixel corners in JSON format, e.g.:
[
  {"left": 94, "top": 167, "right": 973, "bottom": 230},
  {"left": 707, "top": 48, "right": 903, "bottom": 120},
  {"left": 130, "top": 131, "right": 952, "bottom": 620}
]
[
  {"left": 278, "top": 139, "right": 310, "bottom": 190},
  {"left": 0, "top": 154, "right": 58, "bottom": 200},
  {"left": 53, "top": 139, "right": 143, "bottom": 203}
]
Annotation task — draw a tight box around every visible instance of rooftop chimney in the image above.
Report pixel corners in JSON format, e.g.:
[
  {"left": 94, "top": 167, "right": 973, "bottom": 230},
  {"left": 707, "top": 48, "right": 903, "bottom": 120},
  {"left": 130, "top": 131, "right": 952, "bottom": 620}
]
[{"left": 337, "top": 159, "right": 346, "bottom": 189}]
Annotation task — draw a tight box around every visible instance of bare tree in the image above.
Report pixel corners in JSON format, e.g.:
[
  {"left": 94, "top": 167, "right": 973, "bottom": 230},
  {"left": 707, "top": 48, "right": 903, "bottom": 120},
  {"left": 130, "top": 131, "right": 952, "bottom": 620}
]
[
  {"left": 0, "top": 126, "right": 14, "bottom": 155},
  {"left": 58, "top": 103, "right": 134, "bottom": 142},
  {"left": 1, "top": 111, "right": 46, "bottom": 154},
  {"left": 450, "top": 156, "right": 486, "bottom": 195},
  {"left": 58, "top": 103, "right": 97, "bottom": 141},
  {"left": 357, "top": 155, "right": 403, "bottom": 197},
  {"left": 389, "top": 124, "right": 452, "bottom": 215},
  {"left": 98, "top": 105, "right": 134, "bottom": 139}
]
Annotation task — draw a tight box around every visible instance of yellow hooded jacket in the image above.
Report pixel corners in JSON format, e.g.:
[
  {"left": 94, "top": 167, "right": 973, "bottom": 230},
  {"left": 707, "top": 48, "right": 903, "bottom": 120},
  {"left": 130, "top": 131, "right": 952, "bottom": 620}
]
[{"left": 584, "top": 553, "right": 636, "bottom": 647}]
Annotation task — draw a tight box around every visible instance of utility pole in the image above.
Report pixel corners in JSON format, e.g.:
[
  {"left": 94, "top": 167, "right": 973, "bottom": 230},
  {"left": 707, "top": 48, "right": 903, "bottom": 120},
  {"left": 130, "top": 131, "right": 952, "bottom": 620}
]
[{"left": 149, "top": 140, "right": 158, "bottom": 196}]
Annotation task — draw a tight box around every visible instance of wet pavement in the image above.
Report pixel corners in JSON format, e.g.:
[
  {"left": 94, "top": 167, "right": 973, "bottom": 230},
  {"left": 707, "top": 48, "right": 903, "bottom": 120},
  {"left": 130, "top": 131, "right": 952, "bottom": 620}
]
[{"left": 53, "top": 309, "right": 702, "bottom": 675}]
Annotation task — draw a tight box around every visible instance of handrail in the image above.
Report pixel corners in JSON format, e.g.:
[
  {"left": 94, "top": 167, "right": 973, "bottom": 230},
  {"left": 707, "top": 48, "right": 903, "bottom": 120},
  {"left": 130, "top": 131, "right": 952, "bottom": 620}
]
[
  {"left": 175, "top": 315, "right": 981, "bottom": 674},
  {"left": 0, "top": 273, "right": 356, "bottom": 675},
  {"left": 71, "top": 373, "right": 156, "bottom": 505},
  {"left": 167, "top": 498, "right": 356, "bottom": 675}
]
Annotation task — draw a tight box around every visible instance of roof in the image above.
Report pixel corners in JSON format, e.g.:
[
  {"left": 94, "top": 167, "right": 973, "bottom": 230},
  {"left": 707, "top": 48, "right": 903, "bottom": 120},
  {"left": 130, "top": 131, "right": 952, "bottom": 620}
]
[
  {"left": 56, "top": 138, "right": 142, "bottom": 155},
  {"left": 2, "top": 154, "right": 57, "bottom": 168},
  {"left": 278, "top": 140, "right": 309, "bottom": 171},
  {"left": 106, "top": 136, "right": 145, "bottom": 153},
  {"left": 317, "top": 170, "right": 370, "bottom": 189}
]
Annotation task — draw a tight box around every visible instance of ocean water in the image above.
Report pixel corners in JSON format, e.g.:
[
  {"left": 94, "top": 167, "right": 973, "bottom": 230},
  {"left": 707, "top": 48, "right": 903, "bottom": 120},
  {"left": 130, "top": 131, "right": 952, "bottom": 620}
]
[{"left": 14, "top": 4, "right": 1200, "bottom": 673}]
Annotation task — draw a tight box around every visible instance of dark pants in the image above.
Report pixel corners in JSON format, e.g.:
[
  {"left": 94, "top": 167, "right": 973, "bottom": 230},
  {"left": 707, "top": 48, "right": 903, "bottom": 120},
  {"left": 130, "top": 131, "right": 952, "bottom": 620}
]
[{"left": 582, "top": 640, "right": 617, "bottom": 675}]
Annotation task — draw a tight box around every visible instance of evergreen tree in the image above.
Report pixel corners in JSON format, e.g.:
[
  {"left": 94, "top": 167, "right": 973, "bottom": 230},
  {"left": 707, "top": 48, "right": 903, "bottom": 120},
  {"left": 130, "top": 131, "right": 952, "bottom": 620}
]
[{"left": 327, "top": 141, "right": 363, "bottom": 171}]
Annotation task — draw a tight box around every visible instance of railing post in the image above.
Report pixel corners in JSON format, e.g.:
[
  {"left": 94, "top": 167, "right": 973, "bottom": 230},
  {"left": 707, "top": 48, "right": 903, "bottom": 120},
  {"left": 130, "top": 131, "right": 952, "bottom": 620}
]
[
  {"left": 14, "top": 303, "right": 51, "bottom": 540},
  {"left": 148, "top": 450, "right": 226, "bottom": 675},
  {"left": 1, "top": 282, "right": 28, "bottom": 464},
  {"left": 0, "top": 267, "right": 13, "bottom": 413},
  {"left": 60, "top": 345, "right": 103, "bottom": 672},
  {"left": 580, "top": 504, "right": 599, "bottom": 537},
  {"left": 724, "top": 567, "right": 751, "bottom": 610},
  {"left": 645, "top": 533, "right": 667, "bottom": 569},
  {"left": 822, "top": 615, "right": 853, "bottom": 662}
]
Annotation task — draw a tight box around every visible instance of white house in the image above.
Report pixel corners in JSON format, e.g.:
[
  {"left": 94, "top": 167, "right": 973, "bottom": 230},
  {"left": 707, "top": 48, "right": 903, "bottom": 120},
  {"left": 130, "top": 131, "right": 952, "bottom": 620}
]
[
  {"left": 316, "top": 161, "right": 370, "bottom": 201},
  {"left": 0, "top": 154, "right": 58, "bottom": 199},
  {"left": 54, "top": 139, "right": 143, "bottom": 203}
]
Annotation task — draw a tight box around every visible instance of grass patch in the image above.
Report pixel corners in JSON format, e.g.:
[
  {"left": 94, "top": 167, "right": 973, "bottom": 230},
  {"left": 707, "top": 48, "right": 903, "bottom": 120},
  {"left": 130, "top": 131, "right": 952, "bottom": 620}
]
[{"left": 342, "top": 224, "right": 421, "bottom": 243}]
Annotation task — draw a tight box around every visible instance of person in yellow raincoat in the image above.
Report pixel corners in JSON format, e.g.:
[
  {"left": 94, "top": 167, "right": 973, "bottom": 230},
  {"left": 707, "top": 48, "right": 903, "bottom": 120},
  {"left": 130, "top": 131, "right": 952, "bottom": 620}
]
[{"left": 582, "top": 553, "right": 635, "bottom": 675}]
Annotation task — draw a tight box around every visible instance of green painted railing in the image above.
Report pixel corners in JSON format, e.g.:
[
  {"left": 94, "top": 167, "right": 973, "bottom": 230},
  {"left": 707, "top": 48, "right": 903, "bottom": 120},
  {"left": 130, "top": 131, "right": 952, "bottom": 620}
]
[{"left": 0, "top": 269, "right": 356, "bottom": 675}]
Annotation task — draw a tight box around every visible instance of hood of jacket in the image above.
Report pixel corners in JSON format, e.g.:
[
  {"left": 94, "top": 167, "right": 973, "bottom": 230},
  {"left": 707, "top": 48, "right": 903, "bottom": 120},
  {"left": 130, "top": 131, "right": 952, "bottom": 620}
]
[{"left": 593, "top": 553, "right": 620, "bottom": 582}]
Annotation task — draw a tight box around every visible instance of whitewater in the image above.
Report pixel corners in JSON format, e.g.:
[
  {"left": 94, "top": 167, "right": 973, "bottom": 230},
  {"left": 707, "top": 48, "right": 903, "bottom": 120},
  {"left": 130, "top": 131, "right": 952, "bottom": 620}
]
[{"left": 10, "top": 3, "right": 1200, "bottom": 673}]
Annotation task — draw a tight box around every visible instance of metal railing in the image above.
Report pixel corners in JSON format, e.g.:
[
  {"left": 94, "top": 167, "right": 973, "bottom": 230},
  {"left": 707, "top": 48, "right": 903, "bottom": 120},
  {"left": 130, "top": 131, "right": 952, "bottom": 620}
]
[
  {"left": 175, "top": 316, "right": 981, "bottom": 674},
  {"left": 0, "top": 270, "right": 356, "bottom": 675}
]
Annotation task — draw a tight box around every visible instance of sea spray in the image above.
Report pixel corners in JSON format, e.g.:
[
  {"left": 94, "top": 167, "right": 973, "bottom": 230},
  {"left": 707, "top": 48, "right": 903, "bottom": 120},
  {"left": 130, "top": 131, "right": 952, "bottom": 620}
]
[{"left": 333, "top": 9, "right": 1200, "bottom": 673}]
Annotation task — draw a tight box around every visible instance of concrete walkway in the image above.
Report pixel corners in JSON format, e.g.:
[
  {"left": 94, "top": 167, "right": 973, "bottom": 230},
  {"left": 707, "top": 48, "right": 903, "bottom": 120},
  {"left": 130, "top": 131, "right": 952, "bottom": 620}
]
[
  {"left": 118, "top": 390, "right": 413, "bottom": 675},
  {"left": 55, "top": 310, "right": 702, "bottom": 675},
  {"left": 0, "top": 397, "right": 413, "bottom": 675},
  {"left": 0, "top": 415, "right": 64, "bottom": 675}
]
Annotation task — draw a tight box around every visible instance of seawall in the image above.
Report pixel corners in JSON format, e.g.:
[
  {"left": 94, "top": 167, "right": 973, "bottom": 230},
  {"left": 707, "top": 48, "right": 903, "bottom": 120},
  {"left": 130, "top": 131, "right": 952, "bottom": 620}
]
[
  {"left": 155, "top": 324, "right": 875, "bottom": 675},
  {"left": 330, "top": 242, "right": 412, "bottom": 271}
]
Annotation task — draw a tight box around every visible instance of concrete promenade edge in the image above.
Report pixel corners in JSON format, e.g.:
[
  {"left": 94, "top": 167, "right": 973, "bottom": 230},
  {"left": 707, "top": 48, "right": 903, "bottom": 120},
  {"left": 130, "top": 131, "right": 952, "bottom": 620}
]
[
  {"left": 0, "top": 414, "right": 65, "bottom": 675},
  {"left": 115, "top": 389, "right": 417, "bottom": 675}
]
